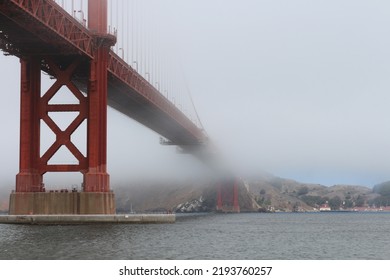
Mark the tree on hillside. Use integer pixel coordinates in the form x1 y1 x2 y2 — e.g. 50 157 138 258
297 186 309 196
369 196 390 207
355 195 365 207
301 195 326 207
343 199 353 209
329 196 342 210
373 181 390 196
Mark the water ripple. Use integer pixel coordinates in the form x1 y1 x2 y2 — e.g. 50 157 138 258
1 212 390 259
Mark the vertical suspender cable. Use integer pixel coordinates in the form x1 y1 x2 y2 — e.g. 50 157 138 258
145 7 152 81
144 2 147 78
131 0 134 67
118 0 126 55
137 1 142 75
116 0 119 53
134 0 138 72
108 0 111 34
139 0 143 76
126 0 129 64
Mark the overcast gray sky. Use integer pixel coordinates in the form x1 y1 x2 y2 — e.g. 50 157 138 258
1 0 390 189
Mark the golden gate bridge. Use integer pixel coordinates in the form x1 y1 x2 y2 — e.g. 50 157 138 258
0 0 239 215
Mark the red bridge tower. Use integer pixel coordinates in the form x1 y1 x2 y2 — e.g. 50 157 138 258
216 179 240 213
9 0 116 215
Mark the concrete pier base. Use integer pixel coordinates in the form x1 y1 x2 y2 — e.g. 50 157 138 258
8 192 115 215
0 214 175 224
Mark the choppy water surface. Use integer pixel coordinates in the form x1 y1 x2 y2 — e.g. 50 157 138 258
0 212 389 259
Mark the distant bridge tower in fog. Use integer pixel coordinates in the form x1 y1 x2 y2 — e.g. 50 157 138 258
216 179 240 213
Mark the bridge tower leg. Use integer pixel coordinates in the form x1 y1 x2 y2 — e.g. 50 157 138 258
15 58 43 193
9 0 116 215
78 0 114 214
216 179 240 213
84 0 110 193
216 184 223 211
232 180 240 212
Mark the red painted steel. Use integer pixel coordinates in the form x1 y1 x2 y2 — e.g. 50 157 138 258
233 180 240 212
216 179 240 213
82 0 111 192
15 58 43 192
85 52 111 191
107 52 204 144
16 56 88 192
216 183 222 210
40 58 88 174
88 0 107 34
13 0 113 193
1 0 94 57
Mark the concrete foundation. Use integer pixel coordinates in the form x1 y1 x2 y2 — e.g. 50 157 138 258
8 192 115 215
0 214 175 225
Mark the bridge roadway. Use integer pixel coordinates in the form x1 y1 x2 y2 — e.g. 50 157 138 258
0 0 208 153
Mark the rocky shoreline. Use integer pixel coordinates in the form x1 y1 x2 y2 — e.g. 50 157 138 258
1 174 389 214
114 175 386 214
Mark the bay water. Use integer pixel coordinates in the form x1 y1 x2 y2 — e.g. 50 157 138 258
0 212 389 260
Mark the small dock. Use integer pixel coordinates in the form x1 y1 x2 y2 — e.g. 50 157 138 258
0 214 175 225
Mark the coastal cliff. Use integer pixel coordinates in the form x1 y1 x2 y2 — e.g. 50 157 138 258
0 174 385 213
114 174 379 213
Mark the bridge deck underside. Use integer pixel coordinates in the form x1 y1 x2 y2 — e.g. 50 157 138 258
0 0 88 57
0 0 207 152
0 9 58 56
107 76 201 147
